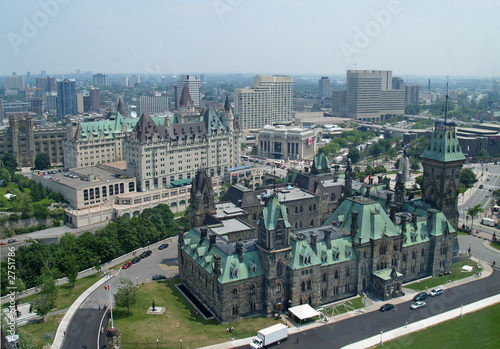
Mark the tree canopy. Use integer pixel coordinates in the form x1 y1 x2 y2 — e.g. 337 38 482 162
34 153 51 170
460 168 477 187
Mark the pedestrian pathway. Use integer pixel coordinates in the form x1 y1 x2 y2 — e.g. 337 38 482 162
199 257 495 349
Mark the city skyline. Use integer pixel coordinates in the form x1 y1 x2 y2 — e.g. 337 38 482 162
1 0 499 78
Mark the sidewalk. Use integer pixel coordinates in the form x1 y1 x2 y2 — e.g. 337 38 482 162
0 237 176 305
199 257 495 349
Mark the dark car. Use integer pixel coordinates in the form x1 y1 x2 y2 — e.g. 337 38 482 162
131 257 141 264
413 291 428 301
158 243 169 250
379 303 395 312
7 239 17 244
140 250 152 258
152 274 166 281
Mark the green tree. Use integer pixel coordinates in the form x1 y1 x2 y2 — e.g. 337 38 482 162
0 167 11 186
114 277 137 314
2 153 18 174
415 175 424 191
460 168 477 188
34 153 51 170
347 147 360 163
467 204 484 231
31 273 57 320
63 255 79 294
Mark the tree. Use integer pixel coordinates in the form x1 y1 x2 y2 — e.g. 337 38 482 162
0 167 11 186
114 278 137 315
467 204 484 231
347 147 360 163
415 175 424 191
2 153 18 174
34 153 51 170
63 255 79 294
31 273 57 320
460 168 477 188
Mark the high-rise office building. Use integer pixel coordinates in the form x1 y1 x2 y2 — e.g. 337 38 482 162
136 95 169 117
392 77 405 90
319 76 331 98
4 75 25 90
120 76 129 87
92 73 109 87
76 93 84 113
56 79 77 116
36 76 56 96
234 75 293 130
331 70 404 121
128 75 140 87
174 75 201 109
405 85 420 104
89 87 101 111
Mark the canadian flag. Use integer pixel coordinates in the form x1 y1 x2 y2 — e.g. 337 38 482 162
306 137 313 146
104 285 110 290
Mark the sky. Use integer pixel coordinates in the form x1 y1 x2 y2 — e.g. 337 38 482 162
0 0 499 78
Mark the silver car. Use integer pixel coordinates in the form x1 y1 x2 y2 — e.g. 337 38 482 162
410 301 426 310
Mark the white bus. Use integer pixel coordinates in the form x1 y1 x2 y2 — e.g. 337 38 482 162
481 217 496 227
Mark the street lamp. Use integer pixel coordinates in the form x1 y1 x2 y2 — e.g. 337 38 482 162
180 339 183 348
380 330 383 345
136 277 139 288
157 339 159 349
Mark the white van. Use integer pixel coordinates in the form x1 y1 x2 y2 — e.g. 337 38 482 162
481 217 496 227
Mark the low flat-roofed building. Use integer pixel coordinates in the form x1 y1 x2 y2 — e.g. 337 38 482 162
258 125 322 160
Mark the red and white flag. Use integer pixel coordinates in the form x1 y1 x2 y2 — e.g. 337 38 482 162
104 285 110 290
306 137 313 146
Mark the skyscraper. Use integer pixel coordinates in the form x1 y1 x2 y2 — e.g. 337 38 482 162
89 87 101 111
92 73 109 87
405 85 420 104
56 79 77 116
234 75 293 130
319 76 331 98
128 75 140 87
331 70 404 122
136 95 169 117
174 75 201 109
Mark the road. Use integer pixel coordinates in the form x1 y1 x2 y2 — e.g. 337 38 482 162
61 240 179 349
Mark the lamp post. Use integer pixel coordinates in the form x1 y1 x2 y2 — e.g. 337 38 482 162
380 330 383 345
180 339 182 348
156 339 159 349
136 277 139 288
148 240 150 251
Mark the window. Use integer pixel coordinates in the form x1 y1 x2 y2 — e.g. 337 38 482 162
109 185 113 196
307 280 312 290
277 261 284 277
421 248 426 257
322 273 327 283
89 188 94 200
301 281 306 292
250 284 256 295
277 282 282 293
334 270 339 279
95 187 100 199
346 267 350 277
102 186 107 197
120 183 124 193
232 288 238 298
129 182 135 192
83 189 88 201
232 305 238 315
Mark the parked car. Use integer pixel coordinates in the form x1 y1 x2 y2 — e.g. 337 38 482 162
379 303 395 312
122 262 132 269
429 287 444 297
7 239 17 244
0 242 5 245
410 301 426 310
140 251 152 258
152 274 166 281
131 257 141 264
413 291 428 301
158 243 169 250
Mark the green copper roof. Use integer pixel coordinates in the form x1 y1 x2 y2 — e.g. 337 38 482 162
312 152 331 172
373 268 403 281
420 122 466 162
77 112 176 142
181 229 264 284
323 197 399 244
262 194 291 231
289 235 355 270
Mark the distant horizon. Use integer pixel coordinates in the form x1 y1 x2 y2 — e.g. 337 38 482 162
2 1 498 79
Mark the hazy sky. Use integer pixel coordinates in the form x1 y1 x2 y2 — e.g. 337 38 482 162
1 0 498 78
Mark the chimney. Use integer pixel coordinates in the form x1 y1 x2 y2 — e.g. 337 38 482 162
209 233 216 249
310 233 317 252
200 226 208 241
324 229 331 249
235 241 244 262
401 215 407 234
213 254 221 277
390 205 396 223
427 210 433 232
350 211 359 237
178 226 184 245
411 212 418 225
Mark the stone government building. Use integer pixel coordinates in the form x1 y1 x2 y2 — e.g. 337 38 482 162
178 120 465 323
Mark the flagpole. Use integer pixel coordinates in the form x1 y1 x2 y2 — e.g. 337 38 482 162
109 284 114 328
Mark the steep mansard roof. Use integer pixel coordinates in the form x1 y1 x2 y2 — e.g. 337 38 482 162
180 84 194 107
192 169 214 196
261 194 291 231
420 121 466 162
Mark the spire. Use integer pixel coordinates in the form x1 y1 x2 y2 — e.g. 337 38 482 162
444 76 449 123
73 123 82 142
179 84 193 107
132 113 157 142
224 95 231 112
117 98 126 115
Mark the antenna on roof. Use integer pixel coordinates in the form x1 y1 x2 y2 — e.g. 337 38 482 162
444 75 449 123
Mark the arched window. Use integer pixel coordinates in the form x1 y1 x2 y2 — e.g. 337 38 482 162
232 288 238 298
250 284 256 295
307 280 312 290
300 206 303 213
277 282 282 293
421 248 426 257
295 207 298 213
253 213 257 220
309 204 312 211
295 222 298 229
403 253 407 262
392 255 397 267
313 204 317 210
379 243 387 255
277 261 284 278
412 250 416 259
301 281 306 291
346 267 350 277
322 273 327 283
310 219 314 226
334 270 339 279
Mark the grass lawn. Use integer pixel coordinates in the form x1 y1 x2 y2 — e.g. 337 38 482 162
490 241 500 250
377 303 500 349
113 279 280 349
405 259 478 291
18 273 101 311
19 313 64 349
